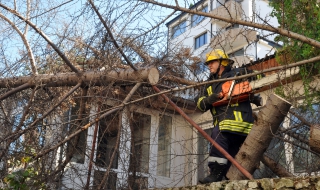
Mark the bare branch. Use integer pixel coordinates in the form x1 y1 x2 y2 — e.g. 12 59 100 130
88 0 138 71
0 3 81 74
0 83 33 101
0 13 37 74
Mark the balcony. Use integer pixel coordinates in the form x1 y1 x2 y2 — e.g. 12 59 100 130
210 0 243 25
230 55 253 67
210 27 257 52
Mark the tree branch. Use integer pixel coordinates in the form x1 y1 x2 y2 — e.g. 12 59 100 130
0 13 37 74
88 0 138 71
261 154 295 177
0 3 81 74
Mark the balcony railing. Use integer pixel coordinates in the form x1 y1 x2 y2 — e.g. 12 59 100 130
210 0 243 24
210 27 257 52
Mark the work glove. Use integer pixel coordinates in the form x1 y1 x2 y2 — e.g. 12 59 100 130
204 94 220 105
197 94 220 111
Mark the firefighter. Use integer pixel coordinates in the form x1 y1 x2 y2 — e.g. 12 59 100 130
196 49 258 184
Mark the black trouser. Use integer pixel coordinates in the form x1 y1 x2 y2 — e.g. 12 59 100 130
208 125 247 172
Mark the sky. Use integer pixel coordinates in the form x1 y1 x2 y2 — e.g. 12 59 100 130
0 0 192 75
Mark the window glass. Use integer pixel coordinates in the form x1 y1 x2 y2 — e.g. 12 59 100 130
197 128 211 181
195 62 207 75
128 176 148 189
93 170 117 190
96 107 119 169
225 24 240 31
229 48 244 58
290 105 320 173
157 115 172 177
195 33 207 49
129 112 151 173
172 20 186 39
253 138 286 178
192 6 208 27
66 104 88 164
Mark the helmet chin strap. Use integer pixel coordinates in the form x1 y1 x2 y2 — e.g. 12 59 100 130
216 60 222 77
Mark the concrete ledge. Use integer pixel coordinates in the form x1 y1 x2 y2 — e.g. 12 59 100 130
154 176 320 190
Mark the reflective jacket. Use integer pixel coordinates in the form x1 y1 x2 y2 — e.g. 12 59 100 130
196 67 262 135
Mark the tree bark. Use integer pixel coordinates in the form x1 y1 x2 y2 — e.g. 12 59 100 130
0 67 159 88
261 154 294 177
226 93 292 180
309 124 320 154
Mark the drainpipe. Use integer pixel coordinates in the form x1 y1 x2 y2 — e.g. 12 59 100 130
256 35 258 61
152 85 253 180
84 104 100 189
166 26 169 56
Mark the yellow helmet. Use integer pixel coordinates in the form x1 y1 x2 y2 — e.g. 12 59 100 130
204 49 234 66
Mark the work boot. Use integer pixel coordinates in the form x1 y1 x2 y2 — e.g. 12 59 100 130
198 162 227 184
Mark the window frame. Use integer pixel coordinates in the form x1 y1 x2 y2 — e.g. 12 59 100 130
289 105 320 173
95 107 120 169
191 5 208 27
171 20 187 39
129 112 151 174
66 105 88 164
157 114 172 177
194 32 208 49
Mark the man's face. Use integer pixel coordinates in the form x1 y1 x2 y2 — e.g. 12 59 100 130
206 60 220 74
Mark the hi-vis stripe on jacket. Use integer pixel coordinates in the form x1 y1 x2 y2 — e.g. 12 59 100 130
196 67 258 135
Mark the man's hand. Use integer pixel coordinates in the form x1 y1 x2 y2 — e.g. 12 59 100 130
197 93 220 111
204 93 220 104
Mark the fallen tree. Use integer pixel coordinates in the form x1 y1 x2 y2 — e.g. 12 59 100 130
227 94 292 180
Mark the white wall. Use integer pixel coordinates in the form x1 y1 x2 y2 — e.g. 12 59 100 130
168 17 211 56
167 0 279 61
58 103 194 189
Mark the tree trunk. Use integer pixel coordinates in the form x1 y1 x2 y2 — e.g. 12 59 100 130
226 93 292 180
0 67 159 88
309 124 320 154
261 154 294 177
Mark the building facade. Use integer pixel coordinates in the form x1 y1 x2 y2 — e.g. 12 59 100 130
166 0 280 79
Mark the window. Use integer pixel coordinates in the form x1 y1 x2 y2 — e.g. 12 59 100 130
157 115 172 177
253 138 286 178
93 170 117 190
226 24 240 31
66 105 88 164
197 128 211 181
129 112 151 173
95 108 119 169
229 48 244 58
191 6 208 27
171 20 186 39
195 33 207 49
195 62 207 75
128 176 148 190
290 105 320 173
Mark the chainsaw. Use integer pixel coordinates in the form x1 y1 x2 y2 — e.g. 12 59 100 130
212 67 300 107
213 80 262 107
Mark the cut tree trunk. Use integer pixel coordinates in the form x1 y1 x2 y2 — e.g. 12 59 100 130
0 67 159 88
309 124 320 154
226 93 292 180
